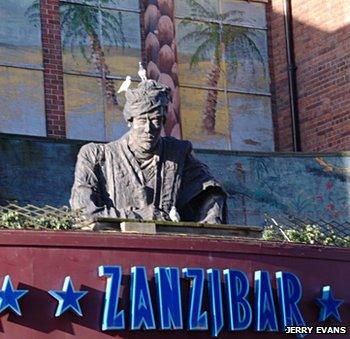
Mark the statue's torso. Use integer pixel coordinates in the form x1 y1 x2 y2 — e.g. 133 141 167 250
98 136 191 219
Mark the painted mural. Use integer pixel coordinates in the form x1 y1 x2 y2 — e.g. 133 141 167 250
174 0 273 151
59 0 142 141
0 0 274 151
0 136 349 227
143 0 182 138
0 0 46 136
196 151 350 226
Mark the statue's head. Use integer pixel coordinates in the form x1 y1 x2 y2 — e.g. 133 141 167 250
123 80 171 152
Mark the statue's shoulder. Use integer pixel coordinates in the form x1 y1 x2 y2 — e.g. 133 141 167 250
77 142 106 163
162 136 192 154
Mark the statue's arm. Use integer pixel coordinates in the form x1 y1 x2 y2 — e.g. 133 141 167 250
196 190 226 224
70 144 116 216
180 148 227 224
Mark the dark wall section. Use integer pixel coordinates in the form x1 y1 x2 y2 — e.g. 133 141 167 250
0 134 82 207
1 134 349 226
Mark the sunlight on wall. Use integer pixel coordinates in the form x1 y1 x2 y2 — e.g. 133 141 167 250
272 0 350 33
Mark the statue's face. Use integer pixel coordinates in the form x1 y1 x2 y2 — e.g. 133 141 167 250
129 108 164 152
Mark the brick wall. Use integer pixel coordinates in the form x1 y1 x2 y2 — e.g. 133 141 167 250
40 0 66 138
267 0 293 151
268 0 350 152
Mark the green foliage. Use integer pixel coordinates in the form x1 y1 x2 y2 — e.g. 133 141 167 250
0 211 76 231
35 215 75 230
1 211 27 229
263 224 350 247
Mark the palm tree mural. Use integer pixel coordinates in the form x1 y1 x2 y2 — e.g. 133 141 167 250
26 0 128 107
179 0 266 133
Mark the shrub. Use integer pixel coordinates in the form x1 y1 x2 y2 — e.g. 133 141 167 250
0 211 76 230
263 223 350 247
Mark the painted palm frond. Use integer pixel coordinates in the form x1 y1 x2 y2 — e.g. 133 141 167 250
223 26 266 82
184 0 217 19
179 0 267 132
26 0 127 106
25 0 40 28
60 3 127 61
189 38 215 68
101 11 127 48
221 10 245 22
179 24 211 45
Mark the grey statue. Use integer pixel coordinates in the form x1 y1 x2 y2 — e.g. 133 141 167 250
70 79 227 223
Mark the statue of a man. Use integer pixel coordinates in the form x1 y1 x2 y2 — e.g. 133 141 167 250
70 80 226 223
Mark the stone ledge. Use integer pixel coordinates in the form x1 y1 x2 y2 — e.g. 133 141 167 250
84 217 262 238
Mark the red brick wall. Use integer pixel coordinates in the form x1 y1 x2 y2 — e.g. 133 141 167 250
40 0 66 138
267 0 293 151
268 0 350 152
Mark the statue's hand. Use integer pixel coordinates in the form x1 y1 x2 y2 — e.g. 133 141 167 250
128 205 154 221
198 194 225 224
200 202 222 224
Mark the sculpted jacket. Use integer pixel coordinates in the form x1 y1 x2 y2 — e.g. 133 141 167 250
70 135 226 223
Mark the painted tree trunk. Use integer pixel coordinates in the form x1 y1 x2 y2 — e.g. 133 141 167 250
143 0 181 138
203 58 221 133
90 33 118 106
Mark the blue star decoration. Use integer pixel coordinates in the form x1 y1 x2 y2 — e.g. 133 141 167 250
0 275 28 316
49 276 88 317
316 285 344 322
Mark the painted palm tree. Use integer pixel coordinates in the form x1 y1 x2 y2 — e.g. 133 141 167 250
179 0 266 133
26 0 128 106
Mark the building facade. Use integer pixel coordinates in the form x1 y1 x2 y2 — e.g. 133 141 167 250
269 0 350 152
1 0 348 152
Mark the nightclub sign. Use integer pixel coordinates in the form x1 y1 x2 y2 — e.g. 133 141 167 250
0 266 346 337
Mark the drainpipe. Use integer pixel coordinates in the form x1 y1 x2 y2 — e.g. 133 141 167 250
283 0 301 151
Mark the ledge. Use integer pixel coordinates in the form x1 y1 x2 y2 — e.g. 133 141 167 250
87 217 262 238
0 229 348 262
1 133 349 157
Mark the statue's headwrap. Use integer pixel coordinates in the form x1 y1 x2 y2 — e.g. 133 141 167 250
123 80 171 122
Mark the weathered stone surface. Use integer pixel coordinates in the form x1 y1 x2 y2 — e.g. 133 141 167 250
157 15 174 46
120 221 156 234
145 32 160 64
158 44 175 74
70 80 226 224
144 4 161 34
89 218 263 237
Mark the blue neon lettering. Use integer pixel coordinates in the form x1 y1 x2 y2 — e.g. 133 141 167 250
224 269 252 331
207 269 224 337
98 265 125 330
276 271 306 332
254 271 278 331
154 267 183 330
183 268 208 330
130 266 156 330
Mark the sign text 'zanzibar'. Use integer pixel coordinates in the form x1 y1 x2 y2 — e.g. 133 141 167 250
0 266 345 337
97 266 344 336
